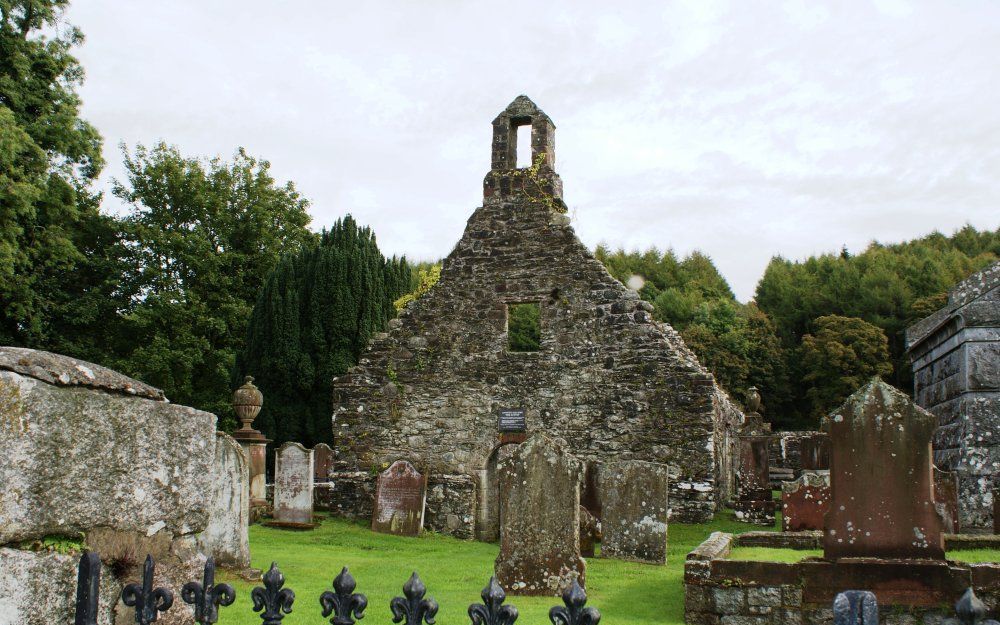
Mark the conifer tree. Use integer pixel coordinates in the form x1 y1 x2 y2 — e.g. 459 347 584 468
236 216 410 448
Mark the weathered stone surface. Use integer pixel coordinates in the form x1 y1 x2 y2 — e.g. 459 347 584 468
0 549 121 625
832 591 878 625
273 442 314 525
0 368 216 543
822 378 945 559
313 443 334 482
932 467 961 534
424 474 477 539
782 472 830 532
196 433 250 568
495 434 584 595
600 460 669 564
331 96 744 528
372 460 427 536
0 346 164 400
907 260 1000 530
735 436 775 526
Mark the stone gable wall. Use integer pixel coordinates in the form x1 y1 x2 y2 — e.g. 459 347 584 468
331 131 743 524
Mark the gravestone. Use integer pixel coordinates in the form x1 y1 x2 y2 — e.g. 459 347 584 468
196 432 251 568
782 471 830 532
933 467 961 534
599 460 669 564
372 460 427 536
313 443 334 483
273 442 315 526
579 506 599 558
823 378 945 559
495 434 585 596
734 436 775 526
800 434 831 471
995 484 999 534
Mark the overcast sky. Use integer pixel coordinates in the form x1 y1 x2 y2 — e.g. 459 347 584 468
65 1 1000 301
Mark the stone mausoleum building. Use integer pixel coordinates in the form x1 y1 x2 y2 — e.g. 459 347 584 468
906 260 1000 530
331 96 744 538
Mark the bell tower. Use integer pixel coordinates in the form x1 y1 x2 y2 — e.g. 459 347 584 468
483 95 564 203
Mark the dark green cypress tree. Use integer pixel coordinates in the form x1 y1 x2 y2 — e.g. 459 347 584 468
235 216 409 448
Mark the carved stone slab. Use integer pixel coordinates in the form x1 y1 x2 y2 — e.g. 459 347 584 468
273 442 314 526
196 433 250 567
372 460 427 536
782 471 830 532
734 436 775 525
495 434 585 595
313 443 334 483
933 467 961 534
599 460 669 564
822 378 944 559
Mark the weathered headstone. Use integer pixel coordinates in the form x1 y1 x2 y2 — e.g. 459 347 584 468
782 471 830 532
372 460 427 536
800 433 831 471
313 443 334 483
933 467 961 534
495 434 585 595
823 378 945 559
734 435 775 526
272 442 315 526
995 484 999 534
599 460 669 564
196 432 251 568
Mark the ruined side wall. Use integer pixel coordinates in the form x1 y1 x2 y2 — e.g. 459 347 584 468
332 193 742 523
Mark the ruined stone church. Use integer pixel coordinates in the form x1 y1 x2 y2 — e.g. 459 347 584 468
331 96 744 537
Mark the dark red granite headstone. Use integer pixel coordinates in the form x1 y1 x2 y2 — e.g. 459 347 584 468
800 434 831 471
371 460 427 536
932 467 961 534
782 472 830 531
823 379 944 559
313 443 334 483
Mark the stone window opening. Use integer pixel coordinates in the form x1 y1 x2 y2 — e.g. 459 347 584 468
514 120 533 169
506 302 541 352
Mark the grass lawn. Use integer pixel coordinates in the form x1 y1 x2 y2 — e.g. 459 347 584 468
217 510 772 625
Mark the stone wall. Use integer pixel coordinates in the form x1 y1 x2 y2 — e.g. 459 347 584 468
684 532 999 625
315 470 477 538
331 96 743 527
768 431 818 471
0 347 224 625
906 261 1000 530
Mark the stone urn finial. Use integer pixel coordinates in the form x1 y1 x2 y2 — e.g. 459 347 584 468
233 375 263 430
746 386 762 415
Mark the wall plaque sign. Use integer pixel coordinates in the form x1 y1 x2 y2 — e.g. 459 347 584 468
498 408 527 432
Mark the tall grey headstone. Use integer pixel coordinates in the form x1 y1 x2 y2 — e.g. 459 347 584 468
600 461 669 564
273 442 314 526
196 432 250 567
494 434 585 596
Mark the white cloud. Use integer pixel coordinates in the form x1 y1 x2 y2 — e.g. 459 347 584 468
66 0 1000 300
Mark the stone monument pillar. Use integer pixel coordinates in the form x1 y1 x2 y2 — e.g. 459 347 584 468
734 388 775 526
230 376 270 521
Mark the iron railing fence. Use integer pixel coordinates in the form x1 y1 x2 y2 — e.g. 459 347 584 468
71 552 996 625
72 552 601 625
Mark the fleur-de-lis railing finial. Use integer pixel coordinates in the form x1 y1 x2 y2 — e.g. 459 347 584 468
549 579 600 625
943 589 1000 625
468 576 518 625
252 562 295 625
390 572 439 625
320 567 368 625
181 557 236 624
74 552 101 625
122 555 174 625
